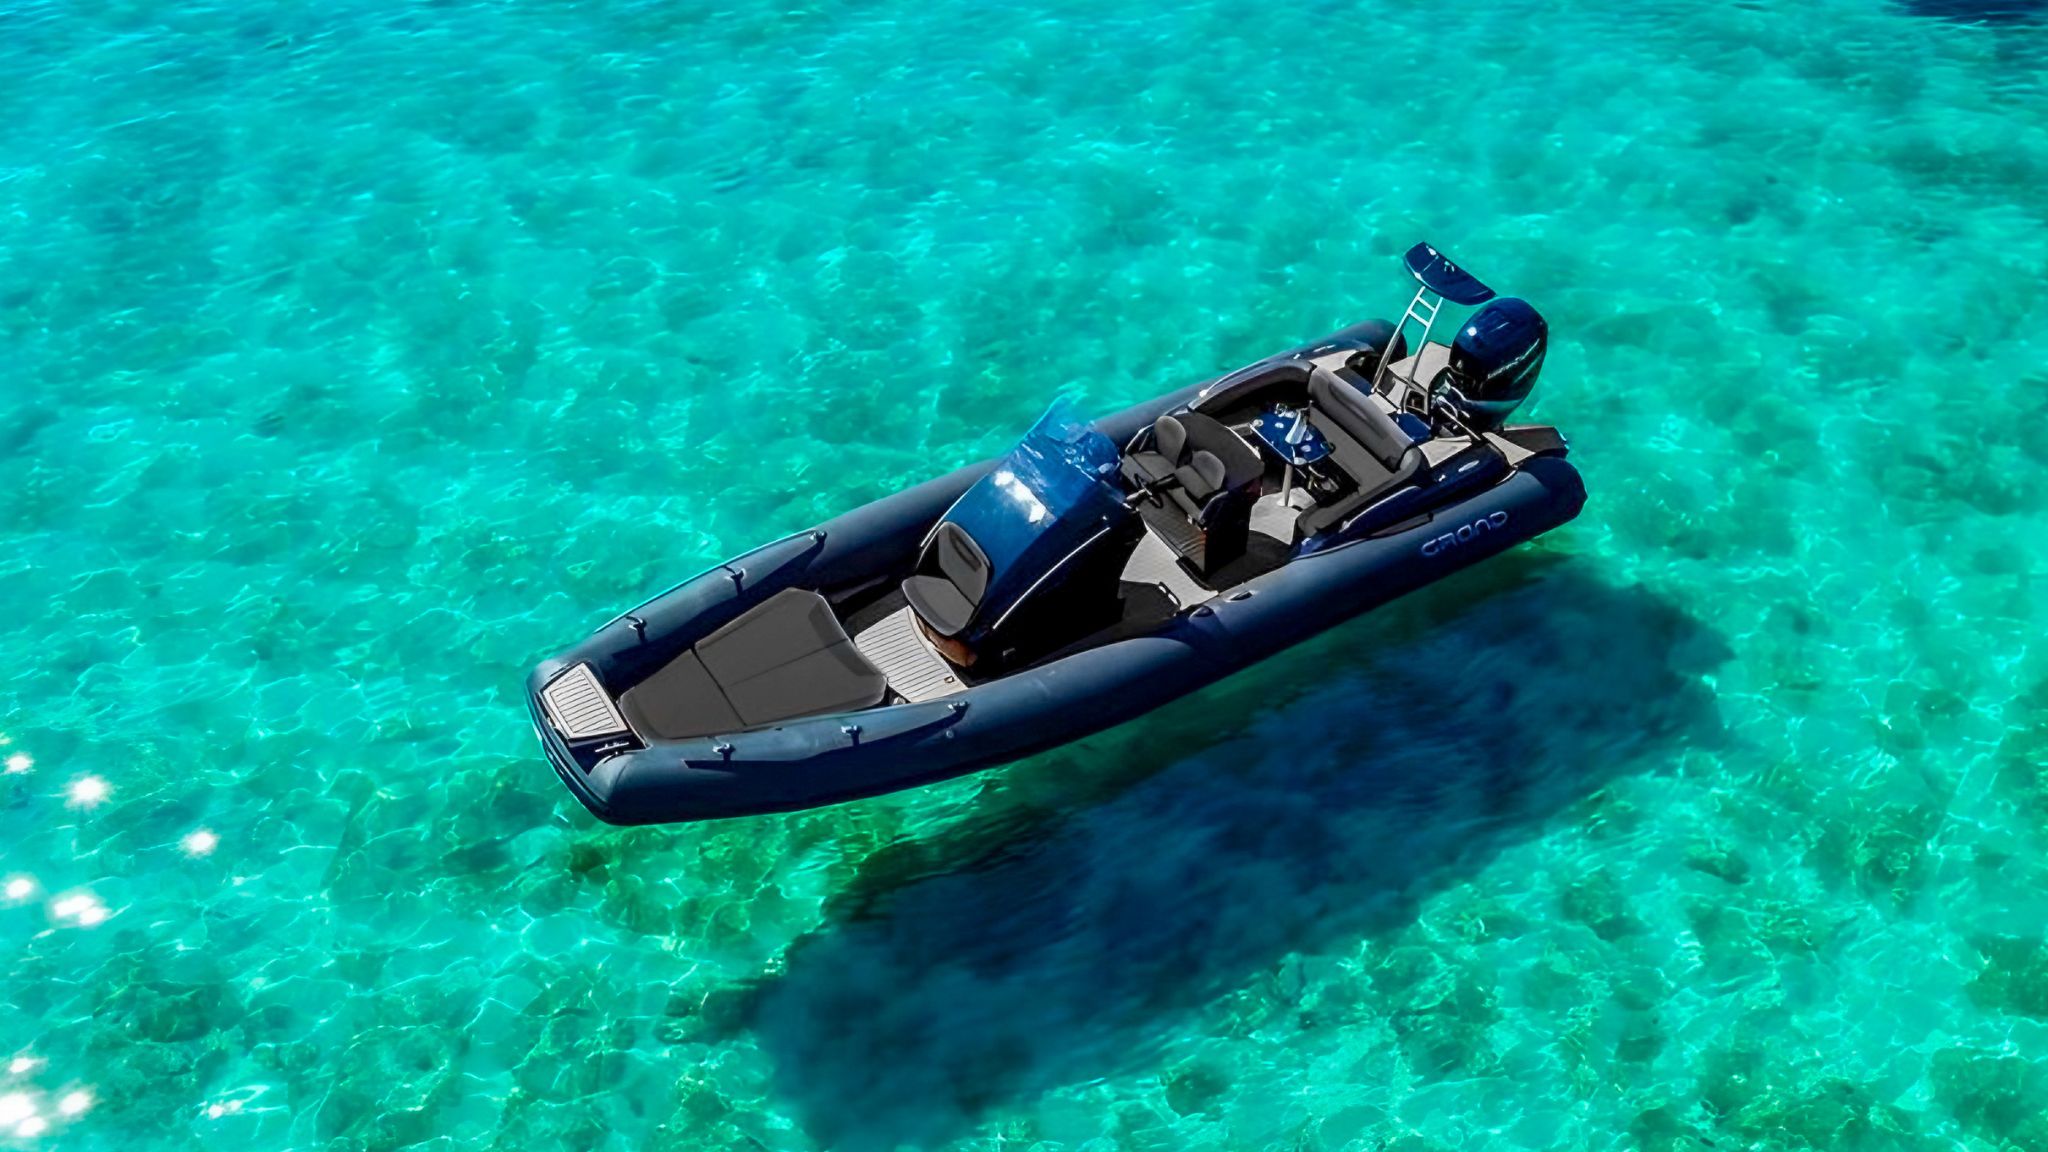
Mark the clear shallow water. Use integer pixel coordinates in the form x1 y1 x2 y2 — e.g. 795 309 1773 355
1 0 2046 1148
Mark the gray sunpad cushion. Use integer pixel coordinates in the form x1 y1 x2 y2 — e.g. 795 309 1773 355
619 651 743 740
723 641 887 726
1310 411 1395 490
622 588 887 740
1309 367 1411 470
698 588 847 684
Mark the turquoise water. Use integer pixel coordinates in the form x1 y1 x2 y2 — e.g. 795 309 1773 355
3 0 2047 1147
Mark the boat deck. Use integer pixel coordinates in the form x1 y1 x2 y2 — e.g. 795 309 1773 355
853 605 967 702
1121 524 1214 609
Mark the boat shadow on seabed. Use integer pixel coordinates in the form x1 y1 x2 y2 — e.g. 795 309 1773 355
741 552 1730 1150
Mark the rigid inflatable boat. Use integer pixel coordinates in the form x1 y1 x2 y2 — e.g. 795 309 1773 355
528 243 1585 824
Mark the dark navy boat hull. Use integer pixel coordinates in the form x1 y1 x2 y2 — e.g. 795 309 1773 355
528 333 1586 825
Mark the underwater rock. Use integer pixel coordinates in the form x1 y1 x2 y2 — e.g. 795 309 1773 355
1682 843 1752 885
1559 871 1645 942
1966 936 2048 1020
1159 1059 1229 1117
1931 1047 2048 1148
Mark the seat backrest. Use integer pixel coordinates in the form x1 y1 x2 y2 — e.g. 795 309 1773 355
1309 366 1414 471
1153 414 1190 464
928 521 990 604
1176 410 1262 491
1185 449 1228 494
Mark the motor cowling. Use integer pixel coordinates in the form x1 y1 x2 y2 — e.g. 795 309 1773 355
1436 297 1546 433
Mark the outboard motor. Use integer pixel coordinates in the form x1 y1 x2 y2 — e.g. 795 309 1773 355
1435 297 1547 434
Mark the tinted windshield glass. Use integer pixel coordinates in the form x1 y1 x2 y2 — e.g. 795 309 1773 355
995 397 1121 521
935 398 1127 640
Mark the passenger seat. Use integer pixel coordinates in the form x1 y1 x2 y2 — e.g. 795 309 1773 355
902 521 991 638
1123 411 1262 574
1299 367 1427 537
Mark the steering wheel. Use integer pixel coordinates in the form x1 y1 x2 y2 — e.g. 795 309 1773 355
1122 472 1183 508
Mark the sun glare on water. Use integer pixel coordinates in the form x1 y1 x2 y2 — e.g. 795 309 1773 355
49 894 108 929
64 776 108 809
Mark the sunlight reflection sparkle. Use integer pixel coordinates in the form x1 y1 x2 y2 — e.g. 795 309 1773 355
65 776 108 808
50 893 108 928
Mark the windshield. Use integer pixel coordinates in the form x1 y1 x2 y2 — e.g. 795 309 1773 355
992 397 1121 523
932 398 1128 643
